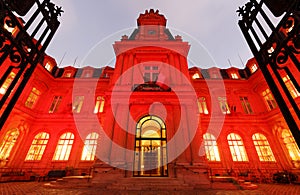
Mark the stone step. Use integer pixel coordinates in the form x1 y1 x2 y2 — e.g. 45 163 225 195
106 177 194 191
240 181 258 190
107 183 193 191
44 175 93 188
116 177 184 184
60 175 92 183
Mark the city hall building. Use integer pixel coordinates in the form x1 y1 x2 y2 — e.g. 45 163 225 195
0 9 300 184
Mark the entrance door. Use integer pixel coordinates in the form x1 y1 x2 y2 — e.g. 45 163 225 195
134 116 168 177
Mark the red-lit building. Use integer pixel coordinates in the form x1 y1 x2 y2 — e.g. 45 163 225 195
0 9 300 183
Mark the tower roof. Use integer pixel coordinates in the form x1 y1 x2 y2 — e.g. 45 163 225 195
137 9 167 26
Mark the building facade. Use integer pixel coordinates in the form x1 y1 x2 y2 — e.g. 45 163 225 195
0 9 300 183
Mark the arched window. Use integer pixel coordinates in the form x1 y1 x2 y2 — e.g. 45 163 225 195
252 133 276 162
25 132 49 161
0 129 19 161
227 133 248 162
52 132 74 161
81 132 99 161
282 129 300 162
203 133 220 161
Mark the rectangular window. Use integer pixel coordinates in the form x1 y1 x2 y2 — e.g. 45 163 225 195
49 96 62 113
218 97 230 114
250 64 258 73
94 96 105 113
72 96 84 113
282 75 300 99
197 97 209 114
0 72 16 95
143 65 159 82
262 89 277 110
240 96 253 114
25 87 41 109
143 73 150 82
45 63 53 72
152 73 159 82
231 73 239 79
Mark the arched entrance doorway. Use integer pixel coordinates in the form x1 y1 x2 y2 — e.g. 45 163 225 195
133 115 168 177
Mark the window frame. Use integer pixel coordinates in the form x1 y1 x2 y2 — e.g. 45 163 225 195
282 75 300 99
0 129 19 161
49 96 62 113
282 129 300 162
239 96 253 114
24 87 41 109
227 133 248 162
52 132 74 161
203 133 221 161
0 72 16 95
25 132 49 161
94 96 105 114
197 97 209 114
262 89 277 111
72 96 84 113
218 97 231 114
81 132 99 161
143 65 159 82
252 133 276 162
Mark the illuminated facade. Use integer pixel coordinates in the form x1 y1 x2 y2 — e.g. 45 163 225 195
0 9 300 183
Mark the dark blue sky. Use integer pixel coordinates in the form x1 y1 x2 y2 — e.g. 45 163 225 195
49 0 252 69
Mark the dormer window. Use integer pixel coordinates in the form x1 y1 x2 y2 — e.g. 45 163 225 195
231 73 239 79
45 62 53 72
192 73 200 80
250 64 258 73
63 71 72 78
211 71 219 79
82 70 93 78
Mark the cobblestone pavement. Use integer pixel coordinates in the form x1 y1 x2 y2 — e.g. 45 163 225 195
0 182 300 195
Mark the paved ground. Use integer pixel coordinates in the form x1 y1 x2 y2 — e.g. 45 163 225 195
0 182 300 195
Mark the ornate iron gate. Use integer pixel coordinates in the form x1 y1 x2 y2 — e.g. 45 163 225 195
0 0 62 129
237 0 300 146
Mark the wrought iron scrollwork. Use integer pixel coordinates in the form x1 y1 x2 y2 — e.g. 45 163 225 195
238 0 300 149
44 0 63 19
281 16 295 35
0 33 8 50
4 17 16 31
9 48 22 64
275 48 289 67
237 0 257 26
0 0 62 129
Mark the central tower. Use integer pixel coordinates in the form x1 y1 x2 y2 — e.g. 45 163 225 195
94 9 205 184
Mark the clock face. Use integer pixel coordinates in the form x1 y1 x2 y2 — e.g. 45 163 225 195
148 30 156 35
